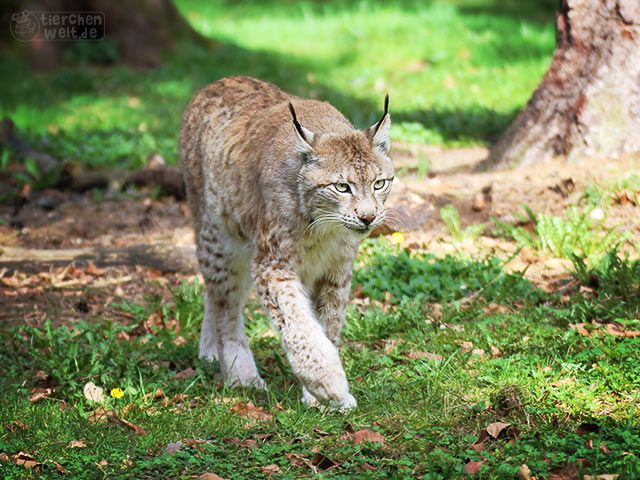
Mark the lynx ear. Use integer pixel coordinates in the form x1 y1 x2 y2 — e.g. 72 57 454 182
366 94 391 155
288 102 316 155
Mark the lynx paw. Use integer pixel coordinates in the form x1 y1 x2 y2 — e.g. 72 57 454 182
227 373 267 391
328 393 357 412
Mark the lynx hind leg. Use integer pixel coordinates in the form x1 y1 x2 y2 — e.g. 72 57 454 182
197 227 265 389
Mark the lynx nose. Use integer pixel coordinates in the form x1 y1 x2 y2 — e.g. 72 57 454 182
359 214 375 226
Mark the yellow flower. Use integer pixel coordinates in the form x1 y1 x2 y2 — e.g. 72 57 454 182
110 388 124 399
390 231 405 244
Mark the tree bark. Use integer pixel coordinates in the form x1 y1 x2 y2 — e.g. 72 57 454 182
487 0 640 168
1 0 207 69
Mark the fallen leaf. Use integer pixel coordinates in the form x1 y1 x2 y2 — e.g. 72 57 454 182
86 263 106 277
518 464 534 480
29 387 52 403
285 452 312 469
34 370 50 382
464 460 484 474
174 367 196 380
352 429 385 445
490 346 502 358
361 462 377 471
5 420 28 432
484 303 509 314
230 401 272 421
460 341 473 353
404 351 443 361
114 417 147 436
52 461 66 474
486 421 510 439
69 440 86 448
605 323 640 337
312 452 338 471
583 475 619 480
83 382 104 403
569 323 591 337
471 348 485 357
198 474 226 480
13 452 41 469
599 442 611 454
549 462 577 480
260 464 281 475
470 441 485 453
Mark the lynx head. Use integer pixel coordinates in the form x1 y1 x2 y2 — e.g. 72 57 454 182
290 96 394 236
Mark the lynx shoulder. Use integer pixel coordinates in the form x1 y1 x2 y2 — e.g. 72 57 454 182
179 76 393 409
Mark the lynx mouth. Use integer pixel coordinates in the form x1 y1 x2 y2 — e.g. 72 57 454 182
345 224 371 234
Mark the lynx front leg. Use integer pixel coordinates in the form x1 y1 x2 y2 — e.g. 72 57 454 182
253 263 356 410
314 270 353 346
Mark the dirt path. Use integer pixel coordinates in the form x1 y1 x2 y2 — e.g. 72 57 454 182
1 147 638 327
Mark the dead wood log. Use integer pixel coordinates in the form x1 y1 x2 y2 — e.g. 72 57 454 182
0 243 197 273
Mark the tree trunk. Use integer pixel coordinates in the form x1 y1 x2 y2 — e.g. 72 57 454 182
1 0 207 69
487 0 640 168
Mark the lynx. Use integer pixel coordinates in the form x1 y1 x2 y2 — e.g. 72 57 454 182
179 76 393 409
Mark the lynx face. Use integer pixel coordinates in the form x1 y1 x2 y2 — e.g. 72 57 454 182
293 103 394 235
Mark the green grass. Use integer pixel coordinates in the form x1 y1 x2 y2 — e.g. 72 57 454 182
2 238 639 479
0 0 554 172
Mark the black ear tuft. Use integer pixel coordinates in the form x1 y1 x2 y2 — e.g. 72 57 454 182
288 101 310 143
371 94 390 138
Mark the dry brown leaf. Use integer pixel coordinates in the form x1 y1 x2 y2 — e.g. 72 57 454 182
569 323 591 337
29 387 52 403
352 429 385 445
460 341 474 352
114 417 147 436
5 420 28 432
69 440 87 448
518 464 535 480
470 441 485 453
13 452 41 469
260 464 281 475
86 263 106 277
490 346 502 358
198 474 226 480
361 462 378 471
404 351 444 361
599 442 611 454
583 475 619 480
549 462 578 480
34 370 50 382
605 323 640 338
464 460 484 475
486 421 510 439
311 452 338 471
230 401 272 421
174 367 196 380
484 303 509 314
83 382 104 403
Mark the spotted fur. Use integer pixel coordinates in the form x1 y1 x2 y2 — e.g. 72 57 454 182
179 76 393 409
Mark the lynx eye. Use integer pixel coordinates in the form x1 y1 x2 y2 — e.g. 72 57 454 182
334 182 351 194
373 179 387 190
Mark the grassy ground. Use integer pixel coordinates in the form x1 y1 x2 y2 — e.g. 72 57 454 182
2 236 639 478
0 0 554 172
